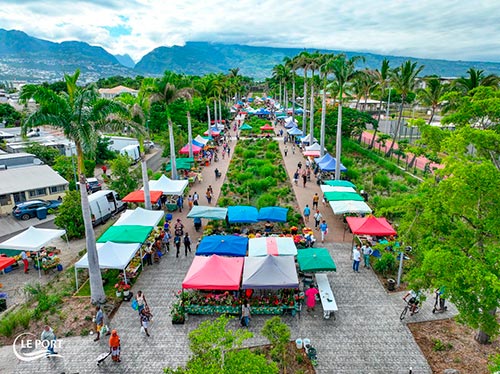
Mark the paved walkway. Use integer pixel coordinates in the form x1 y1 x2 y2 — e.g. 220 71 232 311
1 120 458 373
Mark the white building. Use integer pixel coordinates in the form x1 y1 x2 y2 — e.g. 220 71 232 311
98 85 138 99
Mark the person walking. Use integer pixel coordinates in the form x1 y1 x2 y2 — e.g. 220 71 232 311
293 170 299 185
135 290 148 313
319 220 328 243
109 330 121 362
303 205 311 223
305 284 319 312
240 300 251 327
21 250 29 273
353 245 361 273
41 325 57 355
183 233 191 256
284 146 288 157
362 242 373 268
140 307 152 337
174 234 182 258
162 230 170 253
193 191 199 206
313 210 322 230
302 170 307 187
187 195 194 209
206 188 212 204
176 195 184 212
94 305 104 341
312 193 319 210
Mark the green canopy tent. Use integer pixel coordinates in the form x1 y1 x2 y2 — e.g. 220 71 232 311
239 123 253 130
97 225 153 244
166 158 194 172
323 180 356 188
323 191 364 202
297 248 336 273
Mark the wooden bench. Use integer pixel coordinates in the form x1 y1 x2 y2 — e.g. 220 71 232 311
315 273 338 320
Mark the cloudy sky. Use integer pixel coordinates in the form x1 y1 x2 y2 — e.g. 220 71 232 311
1 0 499 63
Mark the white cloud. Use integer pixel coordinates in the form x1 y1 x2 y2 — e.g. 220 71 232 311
0 0 498 62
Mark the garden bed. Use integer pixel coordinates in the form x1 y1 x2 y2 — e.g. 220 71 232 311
250 341 316 374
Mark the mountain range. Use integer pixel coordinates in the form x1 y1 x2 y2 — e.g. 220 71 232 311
1 28 500 83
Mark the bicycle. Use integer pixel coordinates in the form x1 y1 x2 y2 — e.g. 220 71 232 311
400 299 420 320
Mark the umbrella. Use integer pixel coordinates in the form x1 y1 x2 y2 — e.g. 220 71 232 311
297 248 336 272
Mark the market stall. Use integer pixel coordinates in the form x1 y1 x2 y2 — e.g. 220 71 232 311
248 237 297 257
323 180 356 188
147 175 189 196
74 242 141 289
122 190 163 204
97 225 153 244
329 200 372 215
114 208 164 227
187 206 228 220
257 207 288 223
0 256 16 273
227 206 259 224
320 185 356 194
0 226 66 277
323 191 364 202
296 248 337 273
195 235 248 257
182 255 244 290
346 216 397 237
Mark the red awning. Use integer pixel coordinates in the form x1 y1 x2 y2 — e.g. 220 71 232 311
122 190 163 203
260 124 274 131
346 216 397 236
0 256 16 271
179 144 202 154
303 150 321 157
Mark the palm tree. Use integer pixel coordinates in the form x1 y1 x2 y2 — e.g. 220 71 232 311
297 51 312 134
308 51 321 141
20 70 131 304
319 53 336 156
387 60 424 156
331 54 364 180
370 59 391 148
284 56 301 122
272 64 286 106
418 76 449 124
454 68 499 94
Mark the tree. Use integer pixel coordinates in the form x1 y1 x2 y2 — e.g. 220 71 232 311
387 60 424 156
401 127 500 344
331 54 364 179
20 69 130 304
418 76 449 124
261 316 291 372
109 154 140 198
52 155 78 190
0 103 21 126
95 137 117 165
297 51 312 134
322 106 377 139
53 191 84 239
370 58 390 149
24 142 60 165
454 68 499 94
319 53 336 156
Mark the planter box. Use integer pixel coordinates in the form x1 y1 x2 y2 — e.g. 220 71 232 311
250 306 284 315
185 305 240 315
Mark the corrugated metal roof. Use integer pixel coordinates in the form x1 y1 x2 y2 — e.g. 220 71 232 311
0 165 69 195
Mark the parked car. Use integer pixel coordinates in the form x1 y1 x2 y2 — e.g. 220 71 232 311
12 199 62 220
144 140 155 149
86 177 102 193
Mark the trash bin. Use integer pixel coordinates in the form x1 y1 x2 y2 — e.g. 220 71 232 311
0 298 7 312
295 339 303 349
387 278 396 291
36 207 47 220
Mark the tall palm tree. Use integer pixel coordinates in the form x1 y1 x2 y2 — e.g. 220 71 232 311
284 56 301 122
418 76 449 124
20 70 131 304
308 51 321 140
297 51 312 134
370 59 391 148
272 64 286 105
454 68 499 94
331 54 364 179
319 53 336 156
387 60 424 156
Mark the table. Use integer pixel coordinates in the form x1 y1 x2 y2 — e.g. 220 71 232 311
315 273 338 320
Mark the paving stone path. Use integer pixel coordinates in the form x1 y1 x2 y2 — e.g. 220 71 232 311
1 119 457 373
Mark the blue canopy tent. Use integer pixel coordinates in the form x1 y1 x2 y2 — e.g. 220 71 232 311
255 108 271 115
227 206 259 223
192 139 204 147
287 127 303 136
195 235 248 257
284 121 299 129
258 207 288 222
316 153 333 164
318 158 347 172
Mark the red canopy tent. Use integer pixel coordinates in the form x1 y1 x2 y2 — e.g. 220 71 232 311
0 256 16 271
260 124 274 131
303 150 320 157
203 130 220 136
179 144 202 154
122 190 163 203
345 216 397 236
182 254 244 290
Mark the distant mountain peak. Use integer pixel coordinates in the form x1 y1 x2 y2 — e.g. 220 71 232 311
114 53 135 68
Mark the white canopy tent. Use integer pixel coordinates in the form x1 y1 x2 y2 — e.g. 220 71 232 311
74 242 141 289
300 134 318 144
115 208 164 227
147 175 188 196
0 226 67 277
194 135 209 145
305 142 323 152
320 185 356 194
329 200 372 215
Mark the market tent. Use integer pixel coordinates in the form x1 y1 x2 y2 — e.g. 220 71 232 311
182 255 244 290
97 225 152 244
305 142 322 152
0 257 16 271
248 237 297 257
74 242 141 289
324 191 363 202
0 227 66 252
166 158 193 171
284 121 298 129
194 135 209 145
318 158 347 172
346 216 397 236
114 208 164 227
195 235 248 257
227 206 258 223
258 207 288 222
315 153 332 164
148 175 189 196
260 124 274 131
239 123 253 130
179 143 202 154
122 190 163 203
300 134 317 144
323 180 356 188
303 150 320 157
297 248 337 272
187 205 228 220
192 139 204 147
204 129 220 136
329 200 372 215
287 127 303 136
242 256 299 289
320 185 356 194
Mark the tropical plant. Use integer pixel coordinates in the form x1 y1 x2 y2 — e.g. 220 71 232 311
370 58 390 148
53 190 84 239
20 69 131 304
319 53 336 156
418 76 449 124
454 67 499 94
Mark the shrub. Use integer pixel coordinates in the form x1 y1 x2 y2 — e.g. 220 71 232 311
373 171 391 189
432 338 453 352
243 150 257 159
373 253 396 277
257 194 277 209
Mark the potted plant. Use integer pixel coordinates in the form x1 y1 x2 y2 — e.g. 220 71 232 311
122 283 131 297
171 301 186 324
114 283 123 298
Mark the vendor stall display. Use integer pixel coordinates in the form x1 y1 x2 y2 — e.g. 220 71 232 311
97 225 153 244
182 255 244 290
248 237 297 257
346 216 397 236
0 256 16 272
323 191 364 202
115 208 164 227
227 206 258 224
242 255 299 289
195 235 248 257
187 206 228 220
329 200 372 215
147 175 189 196
257 207 288 223
122 190 163 204
297 248 337 273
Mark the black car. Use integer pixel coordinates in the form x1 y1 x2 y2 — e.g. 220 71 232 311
86 178 102 193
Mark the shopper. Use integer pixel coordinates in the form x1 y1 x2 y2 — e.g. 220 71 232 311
183 233 192 256
109 330 121 362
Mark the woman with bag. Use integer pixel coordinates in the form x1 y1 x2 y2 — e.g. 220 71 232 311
109 330 121 362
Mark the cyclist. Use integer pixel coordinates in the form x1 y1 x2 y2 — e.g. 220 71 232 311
403 290 421 315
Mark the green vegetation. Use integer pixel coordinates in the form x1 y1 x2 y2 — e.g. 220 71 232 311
24 142 60 165
75 269 123 298
54 190 84 239
109 154 141 197
261 316 291 371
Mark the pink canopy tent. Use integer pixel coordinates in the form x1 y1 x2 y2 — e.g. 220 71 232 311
345 215 397 236
260 124 275 131
179 144 202 154
203 130 220 136
303 150 321 157
182 254 244 290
